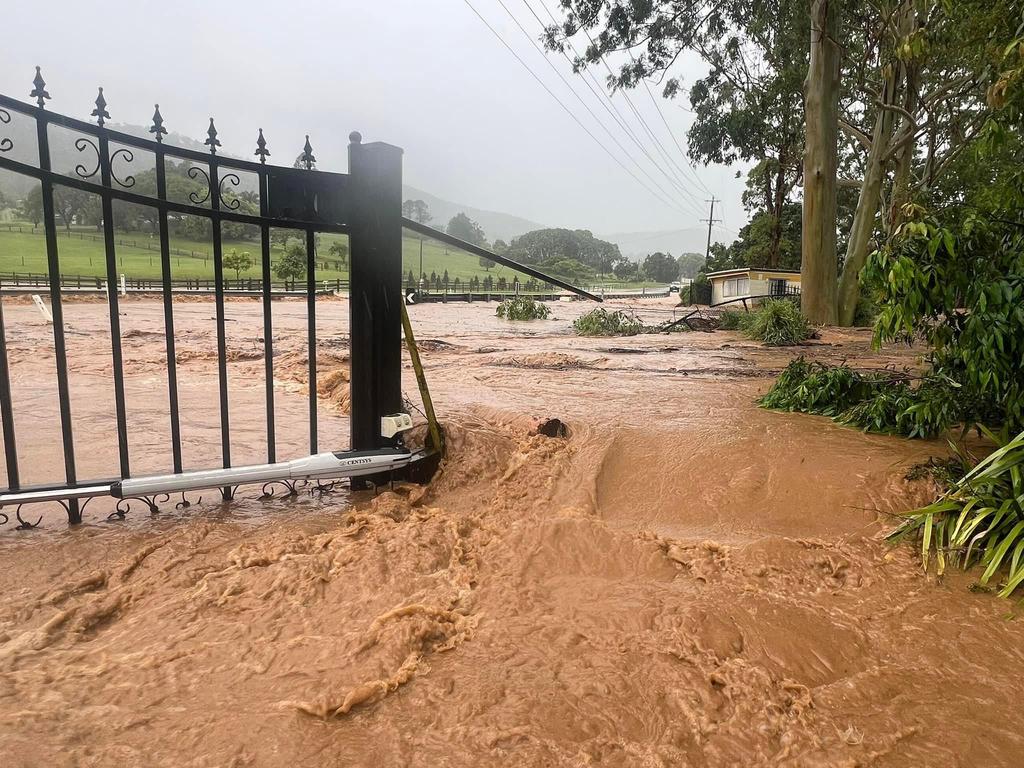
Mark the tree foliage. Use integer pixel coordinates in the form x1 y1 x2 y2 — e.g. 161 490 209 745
508 228 621 275
402 199 432 224
223 250 254 279
273 240 307 282
676 252 705 279
327 240 349 267
641 251 679 282
446 212 487 247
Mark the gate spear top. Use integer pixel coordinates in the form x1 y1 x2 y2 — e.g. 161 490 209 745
31 66 50 108
150 104 168 143
255 128 270 163
300 135 315 170
205 118 221 154
92 87 110 127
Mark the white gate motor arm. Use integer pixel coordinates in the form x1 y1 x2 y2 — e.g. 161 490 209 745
111 414 419 499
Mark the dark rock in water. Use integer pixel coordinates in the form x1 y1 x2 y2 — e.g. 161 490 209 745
534 418 569 438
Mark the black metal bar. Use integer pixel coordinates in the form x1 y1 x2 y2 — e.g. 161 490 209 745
0 155 352 234
156 148 183 473
400 217 602 302
36 119 80 523
0 94 274 176
97 134 131 478
259 175 276 464
347 134 404 488
306 228 318 454
0 297 19 490
209 161 232 492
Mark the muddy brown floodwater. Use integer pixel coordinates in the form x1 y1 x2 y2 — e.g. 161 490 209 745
2 295 1023 767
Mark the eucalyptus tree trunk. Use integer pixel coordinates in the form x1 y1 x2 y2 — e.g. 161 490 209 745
836 1 915 326
887 60 921 232
836 66 900 325
768 149 788 268
801 0 842 325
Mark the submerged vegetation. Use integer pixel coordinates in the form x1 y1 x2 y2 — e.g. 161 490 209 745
891 429 1024 597
716 301 813 345
737 299 813 346
495 296 551 321
759 358 967 439
717 310 743 330
573 308 645 336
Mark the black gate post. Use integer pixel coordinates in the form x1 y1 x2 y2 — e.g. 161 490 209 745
347 131 404 487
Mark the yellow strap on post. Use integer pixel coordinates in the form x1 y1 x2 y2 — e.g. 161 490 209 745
400 301 444 456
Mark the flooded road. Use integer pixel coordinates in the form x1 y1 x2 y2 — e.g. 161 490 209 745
1 296 1022 766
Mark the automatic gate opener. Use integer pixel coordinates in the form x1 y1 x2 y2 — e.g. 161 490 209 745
111 445 422 498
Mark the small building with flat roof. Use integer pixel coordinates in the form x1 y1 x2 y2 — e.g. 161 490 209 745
706 267 801 307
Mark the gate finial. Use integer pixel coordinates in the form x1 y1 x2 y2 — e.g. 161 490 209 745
255 128 270 163
301 135 316 170
92 87 110 127
150 104 168 143
205 118 221 155
31 66 50 109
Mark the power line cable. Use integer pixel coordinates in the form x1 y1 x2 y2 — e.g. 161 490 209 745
460 0 698 218
522 0 704 212
490 0 705 219
569 18 712 211
635 68 713 195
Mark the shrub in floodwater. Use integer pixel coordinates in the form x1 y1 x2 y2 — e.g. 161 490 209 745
717 309 744 330
890 428 1024 596
738 299 812 346
758 358 881 417
759 357 967 439
837 377 965 439
495 296 550 321
573 308 645 336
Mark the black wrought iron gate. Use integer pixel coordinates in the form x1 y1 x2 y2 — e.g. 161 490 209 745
0 68 420 524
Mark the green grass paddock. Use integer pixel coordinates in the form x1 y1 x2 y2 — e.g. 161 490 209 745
0 223 658 289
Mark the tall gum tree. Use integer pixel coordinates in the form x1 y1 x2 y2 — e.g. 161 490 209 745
548 0 1010 325
801 0 841 324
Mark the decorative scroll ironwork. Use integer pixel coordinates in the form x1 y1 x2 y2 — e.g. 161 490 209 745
15 506 43 529
258 479 304 500
74 136 101 179
110 147 136 188
187 165 212 204
300 135 316 170
255 128 269 163
218 172 241 210
92 87 110 127
0 109 11 153
312 479 342 497
149 104 167 143
30 66 50 108
2 497 95 527
205 118 221 154
175 491 199 510
112 492 170 518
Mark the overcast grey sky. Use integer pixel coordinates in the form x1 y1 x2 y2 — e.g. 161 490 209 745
1 0 747 243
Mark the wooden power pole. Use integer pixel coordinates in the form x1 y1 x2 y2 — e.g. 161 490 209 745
701 197 721 260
